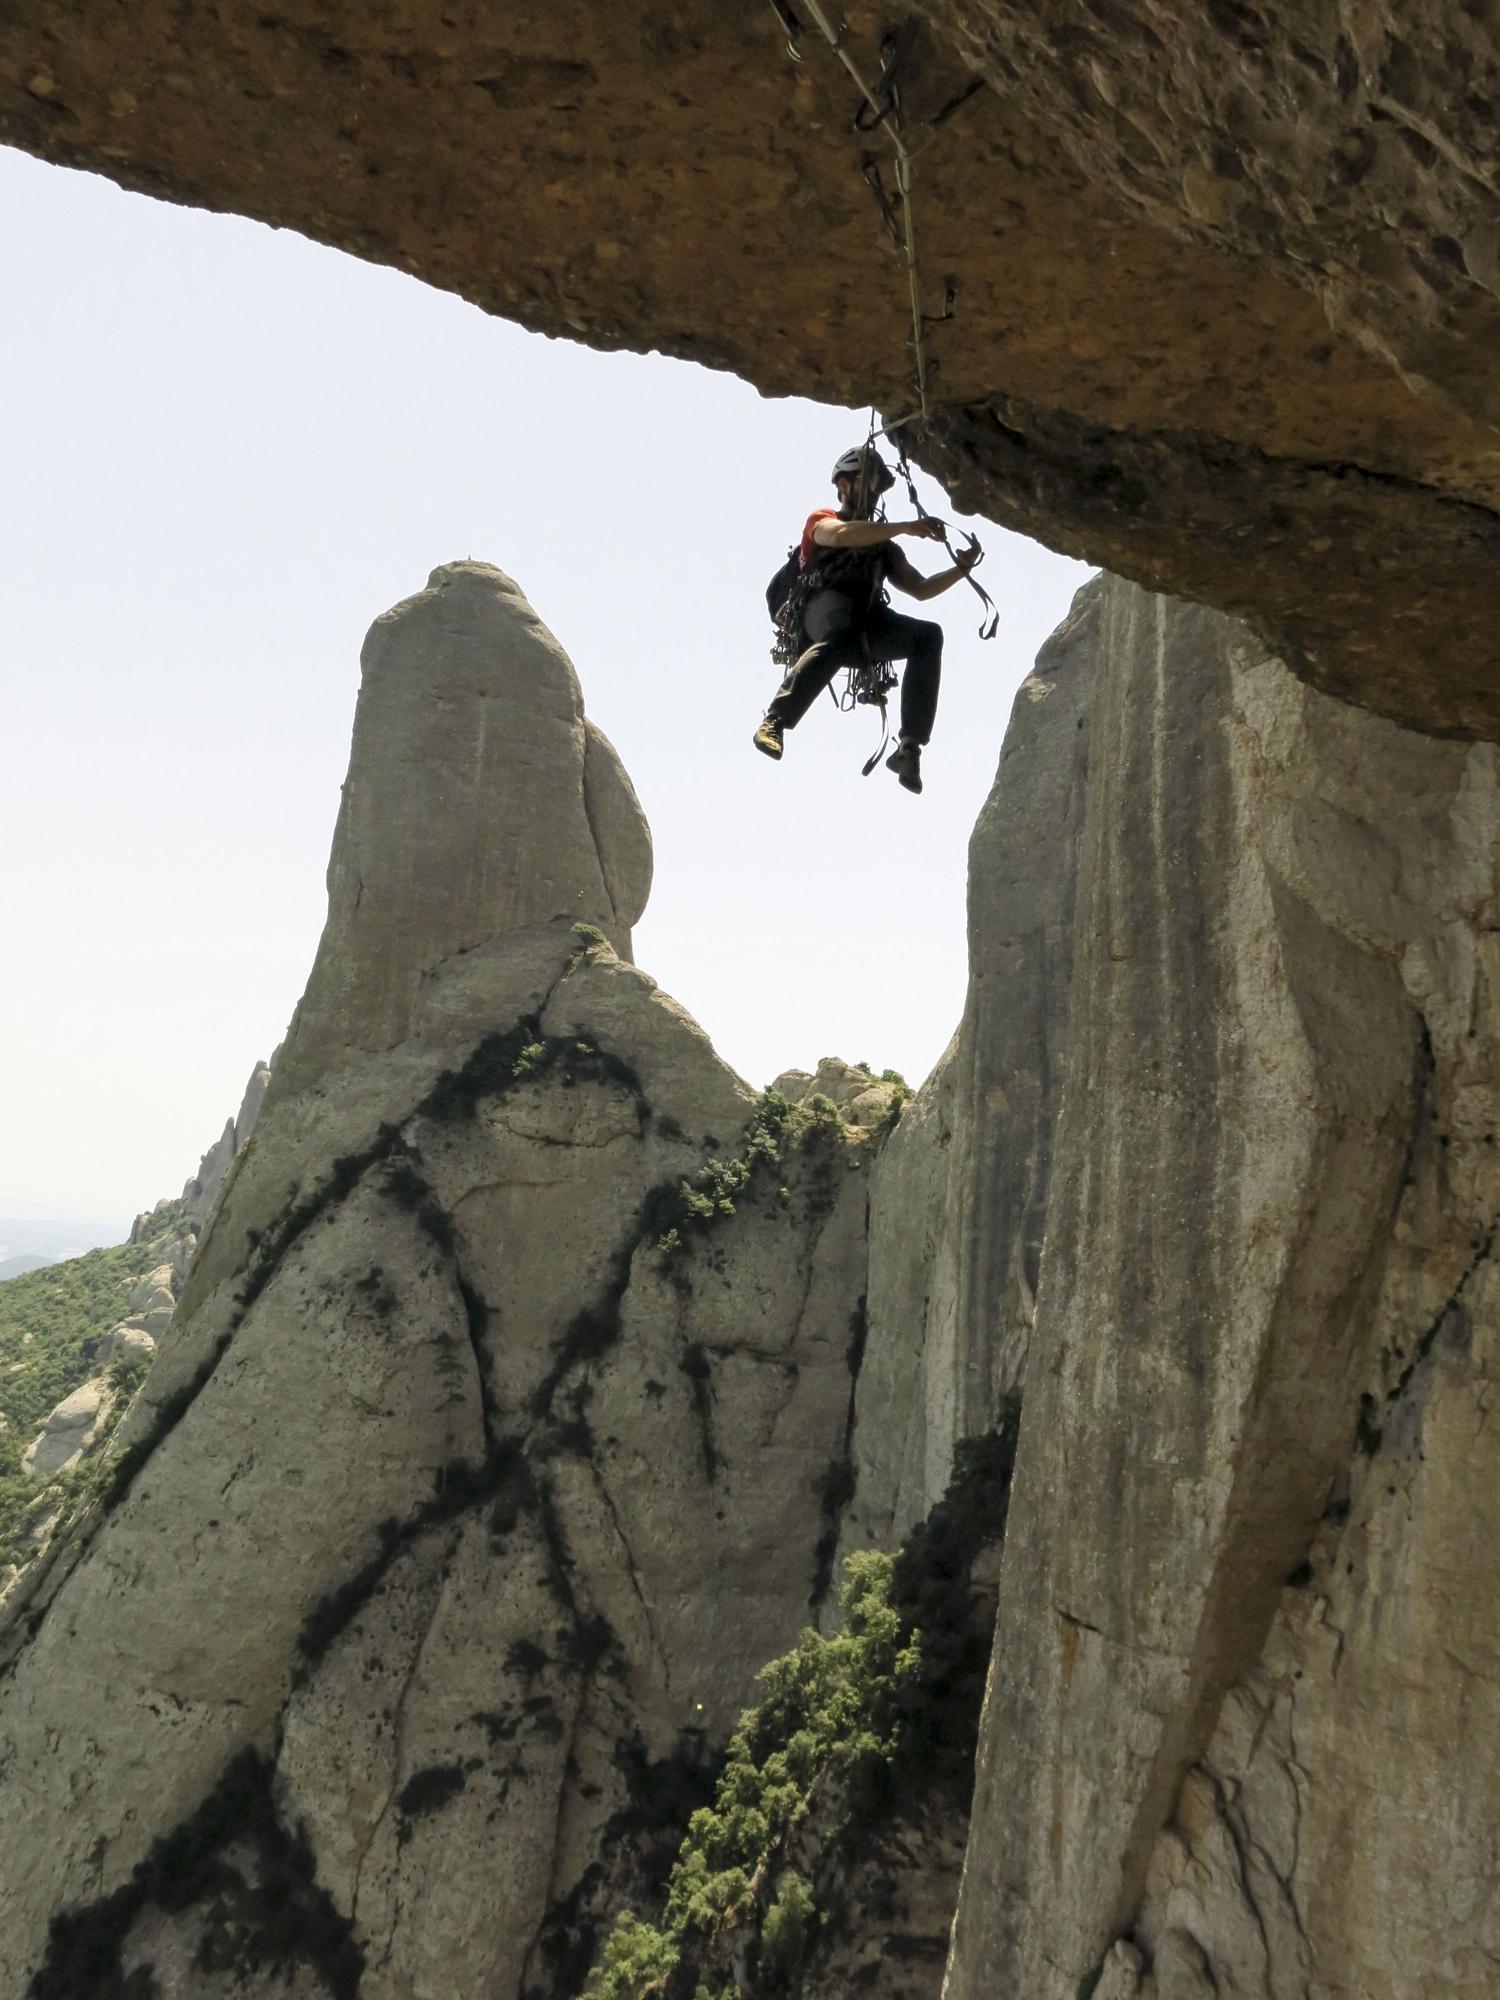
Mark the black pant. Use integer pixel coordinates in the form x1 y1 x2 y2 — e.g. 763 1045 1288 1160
768 590 943 744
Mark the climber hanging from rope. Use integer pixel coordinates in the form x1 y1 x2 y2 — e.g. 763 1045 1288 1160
755 443 985 794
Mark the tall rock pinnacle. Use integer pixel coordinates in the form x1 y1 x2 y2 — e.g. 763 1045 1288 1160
0 563 886 2000
278 560 652 1095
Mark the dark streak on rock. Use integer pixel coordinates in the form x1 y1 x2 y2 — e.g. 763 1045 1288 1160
28 1749 363 2000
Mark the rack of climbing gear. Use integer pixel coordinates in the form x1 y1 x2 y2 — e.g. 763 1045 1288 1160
839 656 901 778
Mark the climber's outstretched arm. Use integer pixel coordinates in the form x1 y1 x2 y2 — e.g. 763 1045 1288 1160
886 539 983 602
813 515 947 550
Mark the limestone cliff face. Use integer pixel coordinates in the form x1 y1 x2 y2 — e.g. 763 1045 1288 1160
5 8 1500 730
0 565 886 1998
940 578 1500 2000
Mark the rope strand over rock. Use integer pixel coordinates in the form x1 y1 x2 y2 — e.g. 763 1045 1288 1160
768 2 936 419
764 8 998 644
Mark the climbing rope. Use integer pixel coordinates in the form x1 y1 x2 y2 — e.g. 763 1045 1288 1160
769 1 935 419
764 6 998 643
763 9 997 778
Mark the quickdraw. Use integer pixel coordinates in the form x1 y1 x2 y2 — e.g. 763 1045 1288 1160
891 432 1000 642
839 655 901 778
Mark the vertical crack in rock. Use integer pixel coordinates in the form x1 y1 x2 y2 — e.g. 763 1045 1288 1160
586 1455 671 1697
372 1549 465 1970
677 1342 720 1487
1389 1016 1437 1223
514 1666 595 2000
811 1287 870 1613
1383 1210 1499 1416
348 1531 461 1936
1202 1770 1275 1988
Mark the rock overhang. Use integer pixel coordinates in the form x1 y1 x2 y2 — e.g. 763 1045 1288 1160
5 2 1500 734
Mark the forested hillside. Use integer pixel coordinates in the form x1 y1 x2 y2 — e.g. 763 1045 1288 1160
0 1203 186 1568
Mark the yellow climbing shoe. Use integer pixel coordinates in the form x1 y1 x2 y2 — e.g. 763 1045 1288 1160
753 715 785 761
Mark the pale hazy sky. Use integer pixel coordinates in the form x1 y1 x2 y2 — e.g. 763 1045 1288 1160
1 145 1090 1231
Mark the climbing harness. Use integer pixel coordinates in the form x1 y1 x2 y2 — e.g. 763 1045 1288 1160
768 417 997 779
837 421 908 778
767 437 891 670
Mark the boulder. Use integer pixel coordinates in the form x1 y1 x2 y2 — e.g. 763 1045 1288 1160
128 1198 178 1246
21 1378 113 1481
774 1058 902 1127
99 1324 157 1367
127 1264 176 1316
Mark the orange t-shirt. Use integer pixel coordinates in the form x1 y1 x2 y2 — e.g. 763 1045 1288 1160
799 508 839 568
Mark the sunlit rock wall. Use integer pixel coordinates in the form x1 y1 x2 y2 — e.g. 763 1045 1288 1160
944 575 1500 2000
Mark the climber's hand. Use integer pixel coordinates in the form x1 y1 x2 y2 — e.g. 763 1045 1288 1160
954 535 983 573
902 517 948 542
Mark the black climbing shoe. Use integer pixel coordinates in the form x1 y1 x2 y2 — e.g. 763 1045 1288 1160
754 715 785 761
886 739 923 794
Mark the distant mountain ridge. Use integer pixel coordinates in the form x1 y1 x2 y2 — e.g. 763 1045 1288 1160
0 1211 129 1272
0 1256 50 1282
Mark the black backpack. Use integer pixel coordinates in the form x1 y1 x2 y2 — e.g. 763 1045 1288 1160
766 544 799 623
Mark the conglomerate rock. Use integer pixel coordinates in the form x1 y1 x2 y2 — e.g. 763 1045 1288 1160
0 565 886 1999
942 575 1500 2000
6 560 1500 2000
179 1058 275 1226
4 6 1500 732
18 1378 115 1483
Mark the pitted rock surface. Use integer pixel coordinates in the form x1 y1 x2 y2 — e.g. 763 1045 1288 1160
5 6 1500 729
